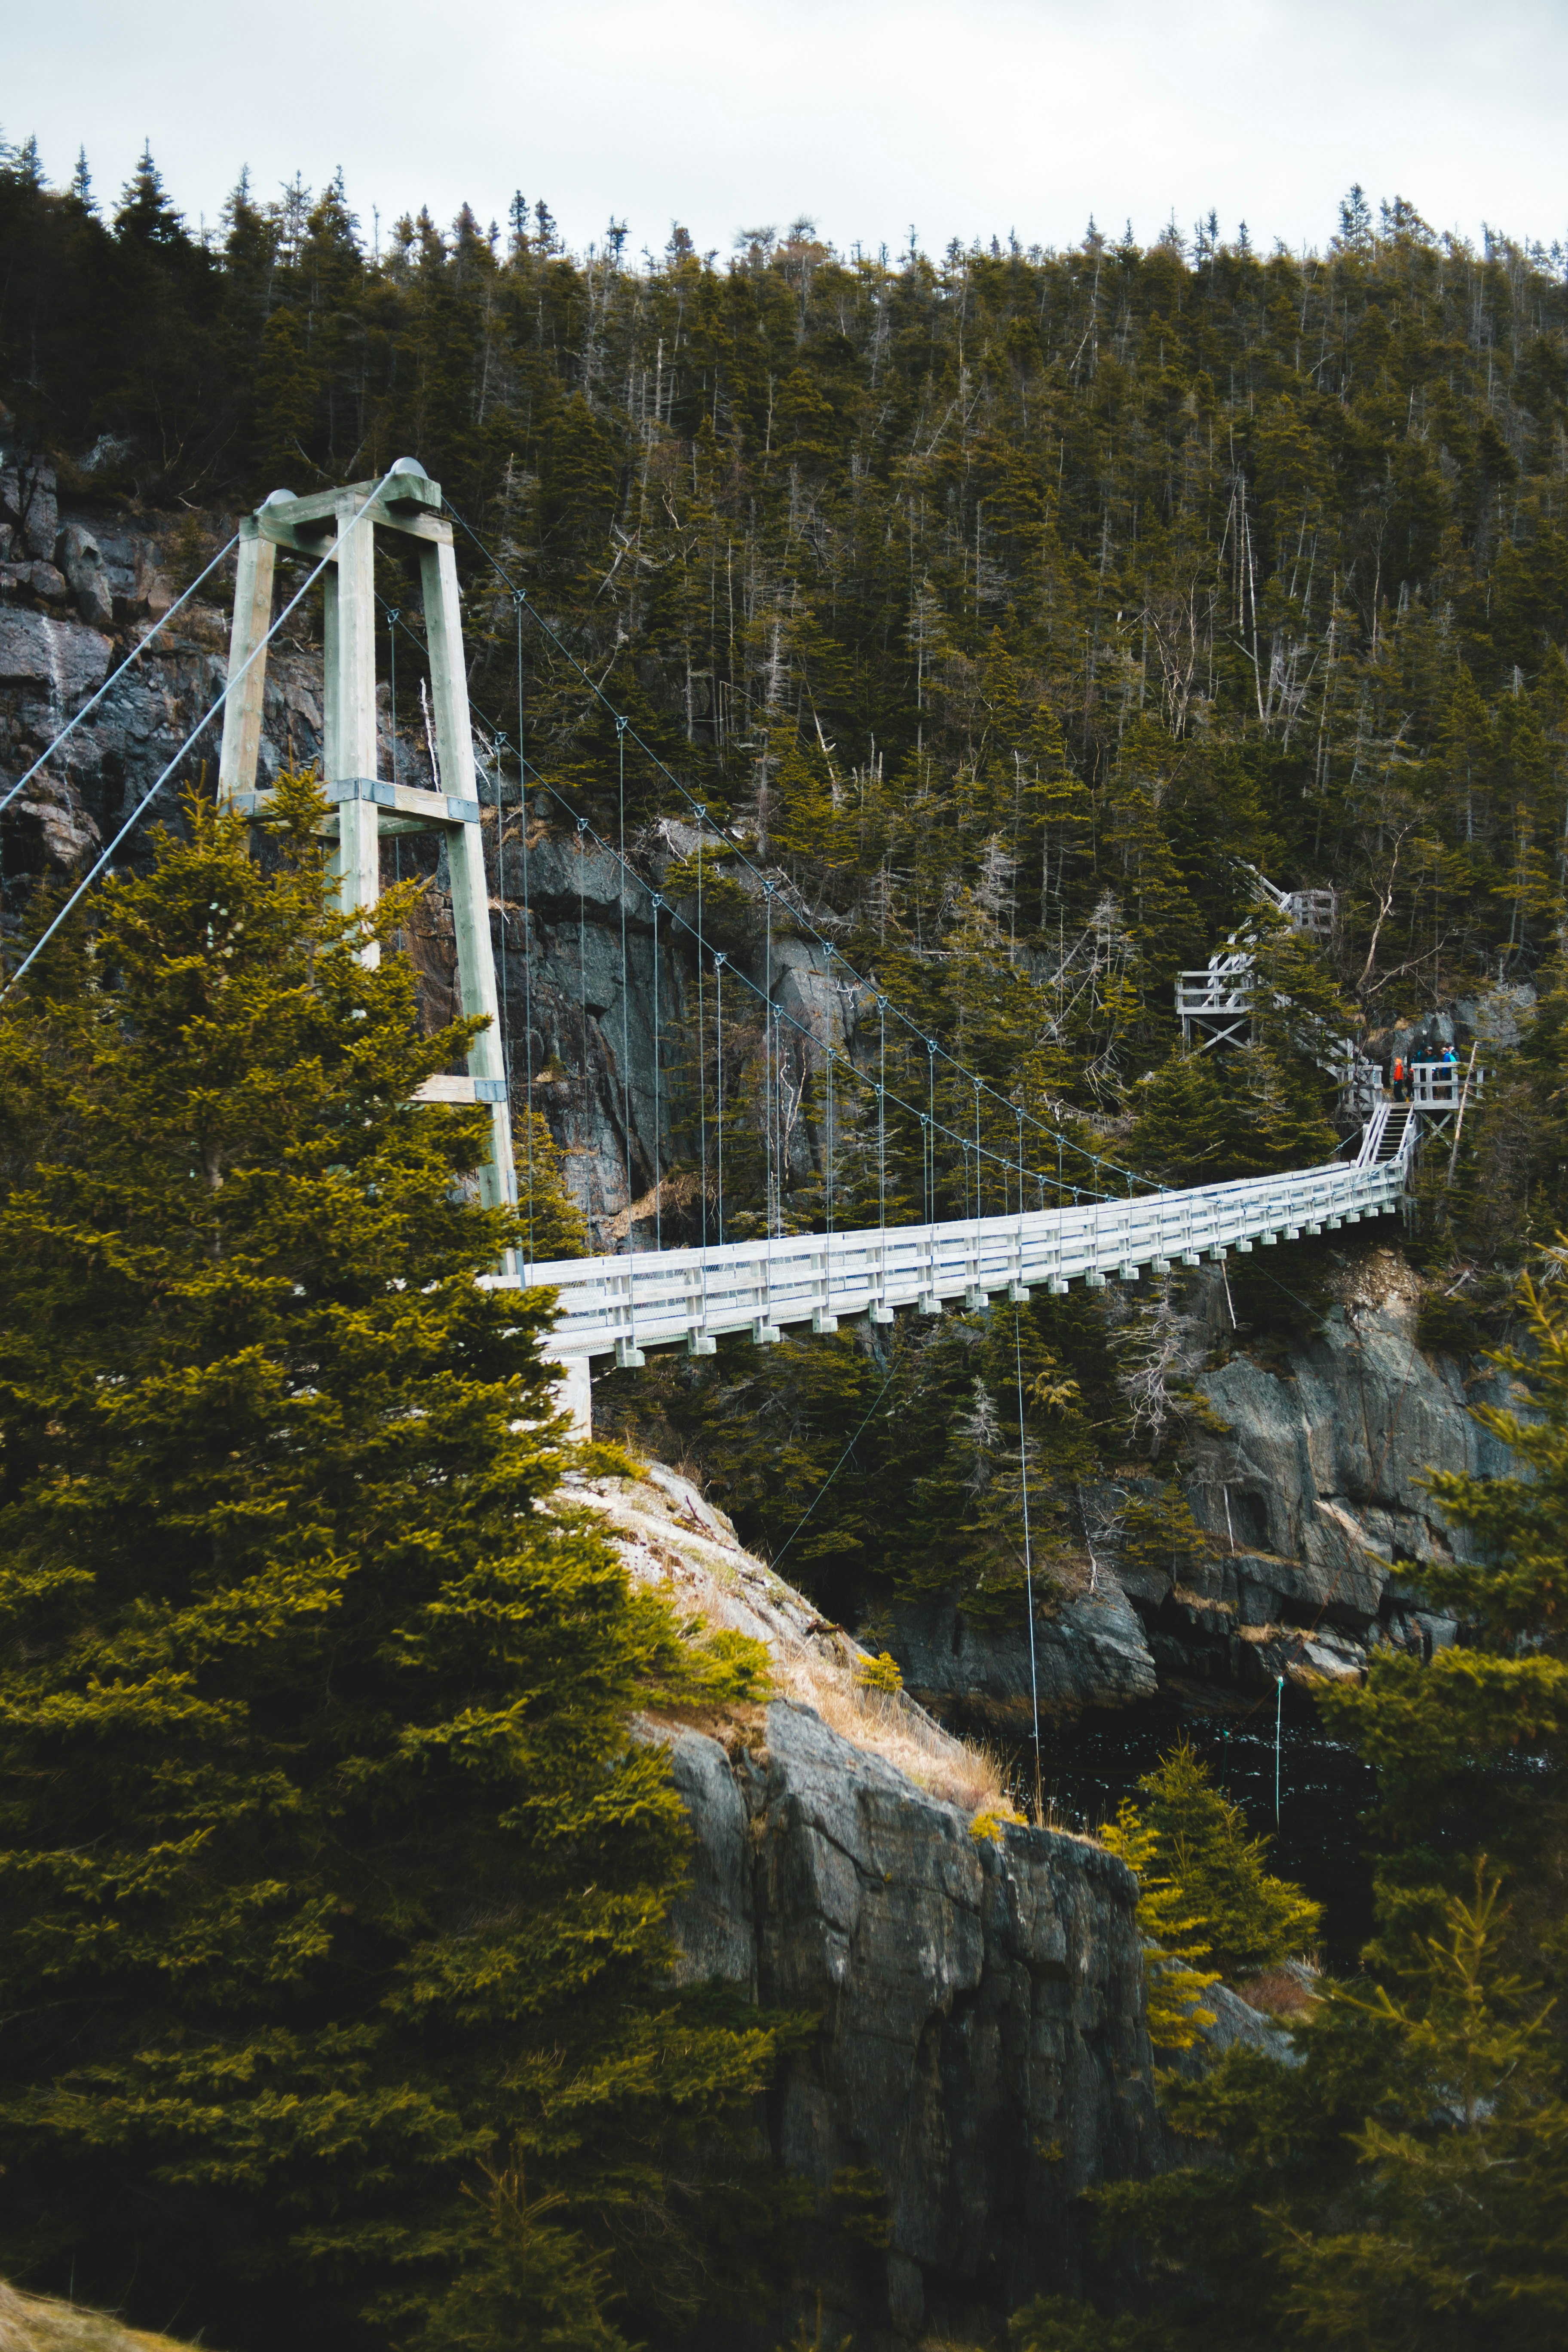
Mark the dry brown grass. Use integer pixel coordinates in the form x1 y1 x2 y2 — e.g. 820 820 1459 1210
1234 1964 1320 2016
0 2282 205 2352
569 1465 1011 1819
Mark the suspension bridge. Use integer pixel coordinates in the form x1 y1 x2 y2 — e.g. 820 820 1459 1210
3 461 1479 1435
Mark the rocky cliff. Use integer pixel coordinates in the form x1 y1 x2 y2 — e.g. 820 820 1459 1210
579 1463 1161 2348
886 1244 1515 1727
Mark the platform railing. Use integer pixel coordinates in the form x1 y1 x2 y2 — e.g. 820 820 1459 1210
1409 1059 1485 1110
511 1118 1415 1365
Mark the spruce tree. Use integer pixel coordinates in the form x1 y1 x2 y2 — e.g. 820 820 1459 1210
0 781 780 2352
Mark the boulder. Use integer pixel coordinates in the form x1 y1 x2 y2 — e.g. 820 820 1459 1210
0 458 58 560
54 521 114 630
888 1572 1158 1724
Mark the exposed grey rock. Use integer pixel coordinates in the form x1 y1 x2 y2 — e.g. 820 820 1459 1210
1 562 68 603
664 1727 756 1994
54 521 114 630
662 1698 1159 2346
0 610 113 699
1183 1270 1516 1634
1185 1980 1302 2068
888 1573 1158 1724
0 459 59 560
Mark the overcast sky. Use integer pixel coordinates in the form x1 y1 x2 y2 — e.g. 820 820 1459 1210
9 0 1568 264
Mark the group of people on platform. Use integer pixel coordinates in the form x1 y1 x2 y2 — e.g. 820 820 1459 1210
1386 1043 1460 1102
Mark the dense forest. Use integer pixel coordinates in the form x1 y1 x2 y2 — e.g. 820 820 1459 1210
8 146 1568 1241
6 135 1568 2352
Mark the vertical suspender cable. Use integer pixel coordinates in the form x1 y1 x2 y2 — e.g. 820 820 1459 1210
652 893 663 1252
715 952 726 1246
1014 1305 1045 1824
765 888 775 1237
696 817 708 1253
577 815 591 1238
826 1044 835 1234
516 597 534 1273
386 608 401 889
617 716 632 1245
495 729 510 1092
878 997 887 1232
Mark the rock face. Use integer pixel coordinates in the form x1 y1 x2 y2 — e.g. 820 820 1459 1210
884 1249 1515 1721
889 1574 1159 1725
1162 1251 1510 1684
662 1700 1158 2348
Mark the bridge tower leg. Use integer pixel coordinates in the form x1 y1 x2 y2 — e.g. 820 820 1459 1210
216 464 518 1236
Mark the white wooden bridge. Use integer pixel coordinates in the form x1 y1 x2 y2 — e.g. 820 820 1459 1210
515 1106 1417 1416
201 469 1461 1432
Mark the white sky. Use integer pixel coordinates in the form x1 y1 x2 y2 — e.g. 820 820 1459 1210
9 0 1568 264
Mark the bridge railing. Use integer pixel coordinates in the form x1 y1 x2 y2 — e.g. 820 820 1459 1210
1409 1060 1485 1109
515 1139 1412 1363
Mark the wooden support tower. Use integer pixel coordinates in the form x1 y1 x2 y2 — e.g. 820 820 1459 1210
216 460 517 1229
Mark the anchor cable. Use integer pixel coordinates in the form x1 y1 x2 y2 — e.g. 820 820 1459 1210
0 532 242 822
3 474 396 1001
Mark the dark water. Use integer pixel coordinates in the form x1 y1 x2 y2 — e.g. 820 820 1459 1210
1012 1686 1378 1968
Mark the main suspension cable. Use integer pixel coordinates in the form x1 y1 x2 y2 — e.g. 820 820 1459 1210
371 597 1108 1213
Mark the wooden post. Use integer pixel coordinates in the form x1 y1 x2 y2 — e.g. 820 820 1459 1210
217 470 519 1237
217 520 276 801
420 534 518 1220
328 490 380 962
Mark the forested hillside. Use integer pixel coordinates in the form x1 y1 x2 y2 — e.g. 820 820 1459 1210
10 135 1568 2352
7 147 1568 1259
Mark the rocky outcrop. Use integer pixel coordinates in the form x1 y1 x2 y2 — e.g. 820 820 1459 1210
573 1461 1159 2344
888 1574 1158 1727
882 1248 1514 1719
0 2275 206 2350
662 1701 1158 2348
1161 1249 1510 1684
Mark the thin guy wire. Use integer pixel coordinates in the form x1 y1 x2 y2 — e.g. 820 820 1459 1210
3 473 396 999
771 1364 898 1570
0 533 241 821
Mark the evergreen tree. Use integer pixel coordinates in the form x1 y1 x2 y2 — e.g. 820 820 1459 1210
0 781 781 2352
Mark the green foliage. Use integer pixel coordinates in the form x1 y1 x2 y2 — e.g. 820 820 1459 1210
11 161 1568 1218
1097 1803 1220 2051
854 1650 904 1694
0 783 785 2351
593 1297 1105 1634
1418 1246 1568 1637
1101 1743 1323 1984
1039 1868 1568 2352
1019 1252 1568 2352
